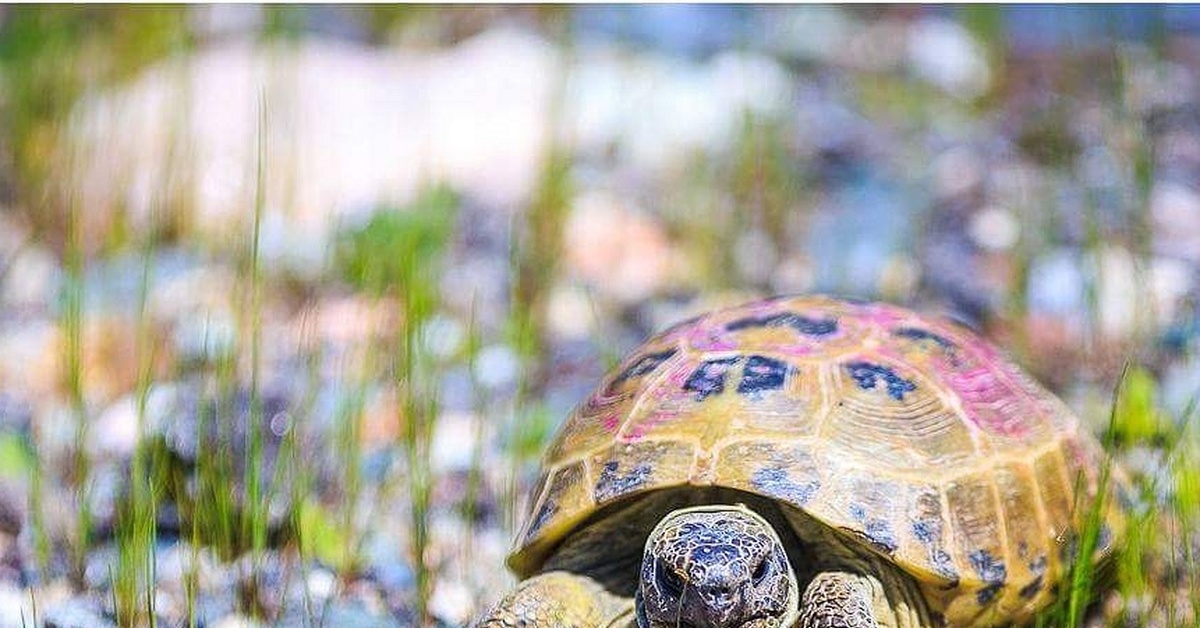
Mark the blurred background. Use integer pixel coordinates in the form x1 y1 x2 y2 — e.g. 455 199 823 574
0 5 1197 627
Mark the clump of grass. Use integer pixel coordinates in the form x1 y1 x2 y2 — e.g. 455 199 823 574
335 185 462 623
1036 364 1200 626
58 183 93 590
111 241 163 626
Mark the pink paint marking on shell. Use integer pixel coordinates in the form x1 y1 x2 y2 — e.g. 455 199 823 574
687 324 740 351
601 411 621 433
768 335 842 358
948 366 1041 438
856 302 912 331
622 408 680 441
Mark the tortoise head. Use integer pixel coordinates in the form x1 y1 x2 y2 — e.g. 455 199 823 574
636 505 799 628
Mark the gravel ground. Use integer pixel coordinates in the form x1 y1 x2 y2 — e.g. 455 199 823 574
0 6 1198 626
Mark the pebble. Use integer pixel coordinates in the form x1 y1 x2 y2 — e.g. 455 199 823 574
564 192 672 303
473 345 520 392
430 412 479 474
761 5 853 63
305 567 338 601
907 17 991 99
545 286 598 341
1150 180 1200 263
1027 248 1085 317
969 206 1021 252
212 615 264 628
428 579 475 627
0 584 32 628
0 244 60 313
43 597 114 628
7 9 1200 628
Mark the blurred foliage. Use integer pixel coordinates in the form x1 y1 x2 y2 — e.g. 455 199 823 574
1112 364 1172 445
334 185 460 298
0 6 192 237
0 432 33 478
296 497 355 574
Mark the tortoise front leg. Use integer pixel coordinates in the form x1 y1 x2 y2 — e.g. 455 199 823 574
799 570 933 628
475 570 635 628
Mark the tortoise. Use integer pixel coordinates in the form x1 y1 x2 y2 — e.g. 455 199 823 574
476 295 1124 627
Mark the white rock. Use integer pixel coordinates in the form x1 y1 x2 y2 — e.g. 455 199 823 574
0 584 31 628
90 395 142 459
1150 180 1200 262
430 411 479 473
1093 246 1139 339
546 285 597 341
211 615 265 628
429 579 475 626
907 18 990 99
0 582 72 628
1149 256 1195 325
0 244 59 310
567 48 791 173
0 319 59 404
306 567 338 601
762 5 853 63
474 344 519 391
1027 248 1084 316
969 206 1021 252
63 28 557 255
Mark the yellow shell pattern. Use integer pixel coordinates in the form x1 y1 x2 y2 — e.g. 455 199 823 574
509 295 1124 627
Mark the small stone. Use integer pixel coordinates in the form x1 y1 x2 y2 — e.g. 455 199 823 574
907 17 991 99
762 5 853 63
211 615 265 628
1151 180 1200 262
0 584 33 628
429 579 475 626
1027 249 1084 317
90 396 142 460
430 412 479 474
0 320 59 410
0 244 60 312
545 286 597 342
1094 246 1139 339
43 596 115 628
474 345 520 392
769 253 815 295
969 206 1021 252
305 567 338 602
1149 257 1194 326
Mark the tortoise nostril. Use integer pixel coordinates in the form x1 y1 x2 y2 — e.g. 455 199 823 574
700 586 738 613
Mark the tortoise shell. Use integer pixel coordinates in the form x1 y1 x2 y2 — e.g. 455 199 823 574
509 295 1124 625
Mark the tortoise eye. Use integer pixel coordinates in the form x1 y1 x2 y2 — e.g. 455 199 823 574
752 557 770 583
657 561 686 598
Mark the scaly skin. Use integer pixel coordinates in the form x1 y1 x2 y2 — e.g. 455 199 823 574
475 570 634 628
